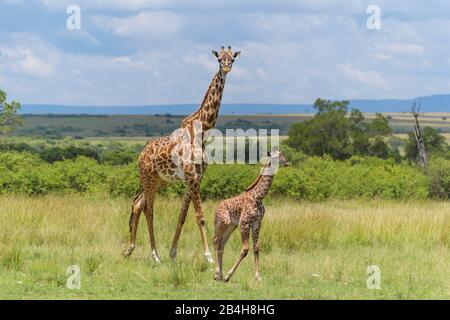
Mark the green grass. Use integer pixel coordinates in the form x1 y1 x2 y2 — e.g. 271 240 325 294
0 195 449 299
13 114 304 137
10 113 450 138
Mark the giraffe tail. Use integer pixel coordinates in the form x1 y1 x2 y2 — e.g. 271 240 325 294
129 193 145 233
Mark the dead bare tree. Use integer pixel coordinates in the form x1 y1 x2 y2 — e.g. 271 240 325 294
411 101 428 168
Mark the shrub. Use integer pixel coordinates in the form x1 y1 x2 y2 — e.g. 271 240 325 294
107 162 140 198
271 156 429 200
53 157 106 193
0 152 60 195
0 151 443 200
428 158 450 199
200 164 259 199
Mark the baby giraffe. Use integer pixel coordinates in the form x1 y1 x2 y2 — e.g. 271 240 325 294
213 150 289 282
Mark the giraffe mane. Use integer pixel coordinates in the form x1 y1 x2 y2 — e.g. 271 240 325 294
245 159 272 192
245 174 263 192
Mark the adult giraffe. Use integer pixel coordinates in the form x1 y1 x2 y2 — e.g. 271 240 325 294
123 46 241 263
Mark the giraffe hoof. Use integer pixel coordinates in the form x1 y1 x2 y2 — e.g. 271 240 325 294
223 275 230 282
151 251 161 263
214 273 223 281
204 252 214 264
170 248 177 260
123 245 135 258
254 275 263 281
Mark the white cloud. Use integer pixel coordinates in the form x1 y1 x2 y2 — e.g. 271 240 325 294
0 47 57 78
182 53 217 72
339 63 390 92
3 1 450 106
18 50 56 77
0 33 219 105
91 11 182 37
39 0 170 11
372 53 393 60
112 55 152 70
380 43 425 56
59 29 102 47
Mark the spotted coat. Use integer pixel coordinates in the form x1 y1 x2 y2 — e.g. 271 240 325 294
213 151 289 282
123 47 241 264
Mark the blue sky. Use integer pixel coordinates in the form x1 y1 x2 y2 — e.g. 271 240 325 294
1 0 450 106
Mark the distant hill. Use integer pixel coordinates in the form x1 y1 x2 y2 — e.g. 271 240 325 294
351 94 450 113
20 94 450 115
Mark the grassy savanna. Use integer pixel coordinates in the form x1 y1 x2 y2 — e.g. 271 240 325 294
0 195 449 299
10 113 450 138
13 114 305 137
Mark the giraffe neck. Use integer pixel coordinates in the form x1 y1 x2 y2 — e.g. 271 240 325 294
181 70 226 131
247 162 275 202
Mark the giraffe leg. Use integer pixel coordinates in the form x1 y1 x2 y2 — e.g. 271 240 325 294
213 222 236 281
224 224 250 282
189 180 214 264
252 221 262 281
142 174 161 263
169 191 191 260
123 193 144 257
213 232 222 281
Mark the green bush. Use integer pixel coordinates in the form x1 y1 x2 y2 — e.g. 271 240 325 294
428 158 450 199
270 156 429 200
200 164 259 199
53 157 106 193
0 139 140 165
0 152 106 195
0 152 59 195
0 151 445 200
107 162 140 198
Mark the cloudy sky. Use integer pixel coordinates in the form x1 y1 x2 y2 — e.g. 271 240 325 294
1 0 450 106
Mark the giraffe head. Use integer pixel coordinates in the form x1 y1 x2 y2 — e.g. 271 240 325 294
212 46 241 74
267 150 289 167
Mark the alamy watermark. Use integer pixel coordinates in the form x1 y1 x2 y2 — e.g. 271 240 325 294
366 5 381 30
66 5 81 30
66 265 81 289
166 120 280 181
366 265 381 290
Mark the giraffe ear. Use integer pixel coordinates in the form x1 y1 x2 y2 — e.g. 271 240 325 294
212 50 219 57
233 51 241 58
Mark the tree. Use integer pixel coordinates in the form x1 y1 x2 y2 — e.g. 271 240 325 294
286 99 352 160
368 113 392 137
369 136 390 159
0 89 22 134
409 103 428 167
405 126 448 161
285 99 393 160
351 131 370 155
349 109 370 155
